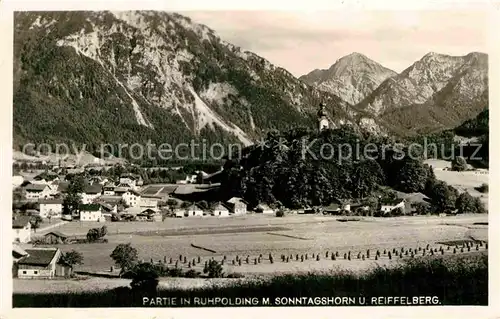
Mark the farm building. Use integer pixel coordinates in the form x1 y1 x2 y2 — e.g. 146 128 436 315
79 204 104 222
380 198 406 214
16 247 72 279
12 216 31 243
39 199 63 218
185 203 205 217
43 231 69 244
227 197 248 215
255 203 274 215
211 202 231 217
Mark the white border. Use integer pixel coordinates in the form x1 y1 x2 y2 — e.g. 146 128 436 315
1 0 498 318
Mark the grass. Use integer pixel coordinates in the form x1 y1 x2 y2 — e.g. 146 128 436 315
38 214 488 273
13 254 488 307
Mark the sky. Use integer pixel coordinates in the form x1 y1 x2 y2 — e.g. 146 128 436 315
181 10 489 77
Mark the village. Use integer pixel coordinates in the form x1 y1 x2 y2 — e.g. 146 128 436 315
11 152 488 285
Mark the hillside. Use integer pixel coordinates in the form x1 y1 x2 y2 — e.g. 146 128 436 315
299 52 397 105
357 52 488 135
13 11 386 152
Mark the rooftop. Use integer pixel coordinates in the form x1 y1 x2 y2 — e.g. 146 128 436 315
25 184 48 192
39 199 63 204
17 248 59 266
79 204 101 211
12 216 31 228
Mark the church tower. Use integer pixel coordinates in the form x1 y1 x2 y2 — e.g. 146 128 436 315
317 103 329 132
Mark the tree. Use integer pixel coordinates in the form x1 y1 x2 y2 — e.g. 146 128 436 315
203 260 224 278
129 262 159 291
393 159 428 193
30 215 43 232
62 250 84 267
99 225 108 238
451 156 468 172
63 177 84 216
455 192 477 214
427 181 458 212
86 228 100 242
475 183 488 193
166 199 178 210
110 243 138 275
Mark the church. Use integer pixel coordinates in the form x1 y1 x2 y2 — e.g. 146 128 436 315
317 103 332 132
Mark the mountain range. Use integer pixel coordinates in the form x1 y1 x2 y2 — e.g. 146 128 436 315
299 52 397 105
13 11 488 151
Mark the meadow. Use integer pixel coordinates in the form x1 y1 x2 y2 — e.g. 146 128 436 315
36 214 488 275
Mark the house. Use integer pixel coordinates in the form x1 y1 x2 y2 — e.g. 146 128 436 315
119 174 139 189
255 203 275 215
136 209 162 222
123 189 141 207
186 203 205 217
102 184 116 196
226 197 248 215
176 174 198 184
39 199 63 218
96 202 118 217
78 204 104 222
113 187 128 196
380 198 406 214
211 202 231 217
12 216 31 243
43 231 69 244
16 247 72 278
80 184 103 204
24 184 52 201
139 195 160 209
174 208 186 218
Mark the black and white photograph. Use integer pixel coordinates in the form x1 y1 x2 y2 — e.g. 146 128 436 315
4 0 495 312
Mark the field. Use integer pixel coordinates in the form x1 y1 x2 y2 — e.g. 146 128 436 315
424 159 489 209
34 214 488 276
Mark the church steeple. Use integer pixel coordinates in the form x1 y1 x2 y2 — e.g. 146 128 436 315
318 103 329 132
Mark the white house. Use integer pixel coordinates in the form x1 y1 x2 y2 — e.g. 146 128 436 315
24 184 52 201
39 199 63 218
79 184 103 204
119 174 139 189
123 190 141 207
212 202 230 217
186 203 205 217
174 208 186 218
227 197 248 215
380 199 406 214
79 204 104 222
12 216 31 243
